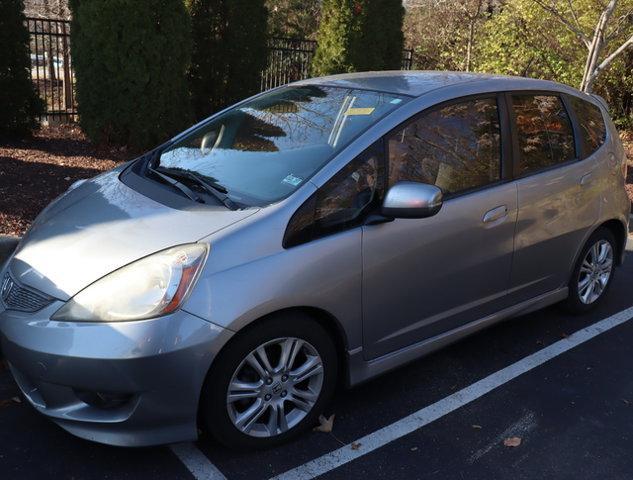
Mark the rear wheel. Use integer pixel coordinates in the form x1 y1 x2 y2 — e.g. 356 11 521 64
200 313 337 449
564 228 616 314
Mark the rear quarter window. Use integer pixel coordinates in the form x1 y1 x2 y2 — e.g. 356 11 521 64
567 95 606 158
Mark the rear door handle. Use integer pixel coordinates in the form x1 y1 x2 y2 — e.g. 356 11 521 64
580 172 593 186
483 205 508 224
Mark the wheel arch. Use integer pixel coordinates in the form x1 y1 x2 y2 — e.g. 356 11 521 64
565 218 626 287
599 218 627 265
205 306 350 392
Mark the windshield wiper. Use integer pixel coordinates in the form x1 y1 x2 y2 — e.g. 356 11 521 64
147 166 204 204
154 166 240 210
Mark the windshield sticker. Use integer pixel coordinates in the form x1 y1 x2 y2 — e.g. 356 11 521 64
345 107 375 116
282 174 303 187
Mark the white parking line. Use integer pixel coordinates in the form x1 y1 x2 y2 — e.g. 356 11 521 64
170 442 227 480
270 305 633 480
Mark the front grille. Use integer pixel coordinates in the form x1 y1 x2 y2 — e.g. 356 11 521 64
1 274 53 313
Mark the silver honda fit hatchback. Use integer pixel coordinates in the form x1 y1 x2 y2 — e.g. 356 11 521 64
0 72 629 449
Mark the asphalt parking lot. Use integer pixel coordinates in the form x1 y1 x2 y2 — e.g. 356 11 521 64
1 230 632 480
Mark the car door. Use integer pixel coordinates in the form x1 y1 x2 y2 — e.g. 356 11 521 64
505 93 601 303
362 95 518 360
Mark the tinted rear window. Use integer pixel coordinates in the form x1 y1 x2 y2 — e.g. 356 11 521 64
512 94 575 176
568 96 606 157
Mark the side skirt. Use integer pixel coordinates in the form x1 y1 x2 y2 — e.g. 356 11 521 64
346 287 569 387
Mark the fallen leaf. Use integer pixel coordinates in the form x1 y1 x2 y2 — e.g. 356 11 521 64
351 442 361 450
11 397 21 404
313 414 335 433
410 446 418 452
621 398 630 405
472 424 482 429
503 436 522 447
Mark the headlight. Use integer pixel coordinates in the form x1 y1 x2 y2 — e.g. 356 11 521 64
52 243 208 322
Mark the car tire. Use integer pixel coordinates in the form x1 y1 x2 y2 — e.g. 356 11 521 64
564 227 617 314
200 312 338 450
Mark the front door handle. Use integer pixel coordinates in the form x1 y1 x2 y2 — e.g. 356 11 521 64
580 172 593 186
483 205 508 224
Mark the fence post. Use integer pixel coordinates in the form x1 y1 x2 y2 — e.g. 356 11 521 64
62 22 72 113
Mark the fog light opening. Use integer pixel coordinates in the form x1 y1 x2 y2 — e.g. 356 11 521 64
74 390 133 410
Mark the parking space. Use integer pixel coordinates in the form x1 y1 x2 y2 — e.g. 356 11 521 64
1 233 632 480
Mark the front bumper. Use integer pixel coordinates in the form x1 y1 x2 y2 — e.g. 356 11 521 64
0 301 233 446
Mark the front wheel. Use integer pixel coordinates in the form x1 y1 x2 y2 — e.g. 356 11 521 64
564 228 617 314
200 313 337 449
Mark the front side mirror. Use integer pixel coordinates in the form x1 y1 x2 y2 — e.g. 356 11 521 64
381 182 443 219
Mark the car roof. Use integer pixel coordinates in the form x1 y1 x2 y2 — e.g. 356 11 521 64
294 70 582 98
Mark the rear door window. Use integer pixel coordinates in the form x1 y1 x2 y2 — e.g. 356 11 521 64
387 97 502 196
512 94 575 176
567 96 606 157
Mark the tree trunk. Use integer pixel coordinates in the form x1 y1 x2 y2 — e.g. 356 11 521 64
580 0 618 92
466 20 475 72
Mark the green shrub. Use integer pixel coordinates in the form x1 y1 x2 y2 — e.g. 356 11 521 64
69 0 192 150
0 0 43 138
187 0 268 120
312 0 404 76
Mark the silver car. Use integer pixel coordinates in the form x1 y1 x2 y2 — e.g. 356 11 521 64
0 72 629 449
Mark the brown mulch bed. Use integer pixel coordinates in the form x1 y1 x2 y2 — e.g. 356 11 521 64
0 126 130 236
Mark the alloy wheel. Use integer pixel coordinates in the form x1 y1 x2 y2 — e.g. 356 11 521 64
226 337 324 438
577 239 613 305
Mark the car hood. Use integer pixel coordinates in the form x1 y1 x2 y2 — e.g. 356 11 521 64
8 168 258 300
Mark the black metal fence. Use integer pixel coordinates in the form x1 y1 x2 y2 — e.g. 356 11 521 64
25 18 415 121
26 17 76 122
261 38 415 91
261 37 318 91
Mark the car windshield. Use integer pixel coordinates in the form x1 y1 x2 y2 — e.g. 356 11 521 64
158 85 408 206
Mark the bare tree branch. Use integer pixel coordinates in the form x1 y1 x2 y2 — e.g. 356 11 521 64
567 0 585 37
531 0 591 48
606 10 633 41
589 34 633 83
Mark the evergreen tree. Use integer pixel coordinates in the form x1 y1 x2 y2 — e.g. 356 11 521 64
311 0 362 76
0 0 43 138
187 0 268 120
69 0 192 150
376 0 405 70
312 0 404 76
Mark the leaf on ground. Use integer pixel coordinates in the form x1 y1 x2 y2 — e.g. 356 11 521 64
351 442 362 450
503 436 522 447
313 414 335 433
12 397 21 404
472 424 482 429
